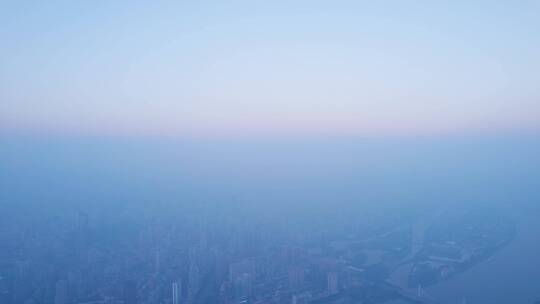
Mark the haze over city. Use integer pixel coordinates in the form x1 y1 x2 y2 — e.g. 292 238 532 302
1 1 539 304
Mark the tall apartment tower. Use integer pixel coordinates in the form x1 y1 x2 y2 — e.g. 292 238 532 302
188 263 200 300
172 281 181 304
327 272 338 295
288 266 305 290
54 279 68 304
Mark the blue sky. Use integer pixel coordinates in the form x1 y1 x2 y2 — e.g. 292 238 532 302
1 1 539 137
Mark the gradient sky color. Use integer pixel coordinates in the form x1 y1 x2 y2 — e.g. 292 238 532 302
1 1 539 137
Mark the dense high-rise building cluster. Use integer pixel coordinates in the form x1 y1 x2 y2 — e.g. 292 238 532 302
0 206 515 304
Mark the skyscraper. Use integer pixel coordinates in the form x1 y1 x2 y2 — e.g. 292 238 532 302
327 272 338 295
229 259 255 282
77 212 89 249
233 273 252 300
292 292 311 304
155 250 161 273
188 263 200 300
123 280 137 304
172 281 181 304
54 280 68 304
288 266 305 290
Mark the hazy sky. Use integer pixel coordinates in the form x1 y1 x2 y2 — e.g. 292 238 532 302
1 1 539 137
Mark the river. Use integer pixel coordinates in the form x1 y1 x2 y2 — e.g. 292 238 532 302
425 214 540 304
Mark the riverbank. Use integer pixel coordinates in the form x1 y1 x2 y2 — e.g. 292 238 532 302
426 214 540 304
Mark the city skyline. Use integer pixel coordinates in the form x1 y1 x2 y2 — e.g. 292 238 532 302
1 2 540 304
